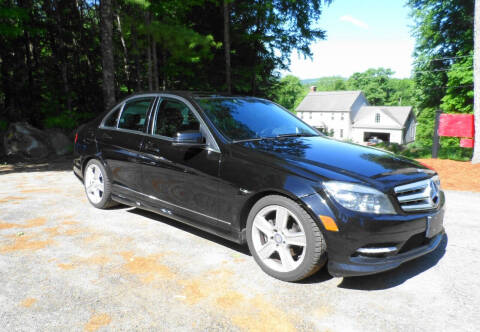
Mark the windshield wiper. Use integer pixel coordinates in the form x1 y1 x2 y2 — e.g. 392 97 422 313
232 133 318 143
232 137 268 143
275 133 317 138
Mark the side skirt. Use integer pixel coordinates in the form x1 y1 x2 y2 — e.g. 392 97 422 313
111 193 246 244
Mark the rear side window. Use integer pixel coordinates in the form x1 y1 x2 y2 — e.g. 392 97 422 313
118 98 155 132
103 107 121 128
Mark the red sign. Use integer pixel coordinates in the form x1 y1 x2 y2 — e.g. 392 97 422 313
438 114 474 138
460 138 474 148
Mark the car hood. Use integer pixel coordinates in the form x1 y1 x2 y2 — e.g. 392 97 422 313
234 136 434 188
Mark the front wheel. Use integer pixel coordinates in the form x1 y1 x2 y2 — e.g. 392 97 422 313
246 195 327 282
84 159 117 209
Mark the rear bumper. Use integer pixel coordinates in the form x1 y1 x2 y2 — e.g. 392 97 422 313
327 232 444 277
73 157 83 181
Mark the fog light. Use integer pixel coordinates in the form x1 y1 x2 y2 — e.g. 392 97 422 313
356 247 398 255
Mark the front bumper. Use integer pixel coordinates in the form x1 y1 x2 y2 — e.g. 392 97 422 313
328 232 444 277
301 191 445 277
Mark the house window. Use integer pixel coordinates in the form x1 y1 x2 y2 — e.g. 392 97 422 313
340 129 344 138
341 113 344 120
331 112 334 120
375 113 380 123
309 112 312 119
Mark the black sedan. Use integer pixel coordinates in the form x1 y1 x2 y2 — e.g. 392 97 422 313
73 91 445 281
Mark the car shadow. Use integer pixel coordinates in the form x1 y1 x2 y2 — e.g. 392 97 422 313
122 207 447 288
337 233 448 290
126 208 251 256
299 267 334 284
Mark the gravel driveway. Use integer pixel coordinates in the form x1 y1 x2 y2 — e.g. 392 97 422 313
1 167 479 331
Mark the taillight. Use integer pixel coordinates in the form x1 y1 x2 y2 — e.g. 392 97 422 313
74 133 78 143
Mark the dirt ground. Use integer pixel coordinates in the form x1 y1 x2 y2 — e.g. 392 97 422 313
0 164 480 331
416 158 480 192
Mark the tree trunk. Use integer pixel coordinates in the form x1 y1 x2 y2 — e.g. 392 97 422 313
131 25 142 91
100 0 116 111
223 0 231 94
146 38 152 91
145 13 152 91
115 13 131 92
162 48 167 91
473 0 480 163
152 38 159 91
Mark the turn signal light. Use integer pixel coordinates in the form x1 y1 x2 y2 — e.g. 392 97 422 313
319 215 339 232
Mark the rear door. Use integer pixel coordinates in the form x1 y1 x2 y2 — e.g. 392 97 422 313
97 96 157 192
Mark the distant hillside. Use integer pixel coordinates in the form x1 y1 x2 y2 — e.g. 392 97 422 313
300 78 320 85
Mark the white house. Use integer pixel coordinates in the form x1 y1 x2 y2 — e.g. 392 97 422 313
295 88 416 145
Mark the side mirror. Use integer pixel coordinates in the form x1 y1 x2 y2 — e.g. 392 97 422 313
172 130 206 147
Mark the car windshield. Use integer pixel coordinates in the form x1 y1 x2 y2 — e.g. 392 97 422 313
194 97 319 141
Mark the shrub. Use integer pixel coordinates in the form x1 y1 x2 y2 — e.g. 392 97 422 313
0 120 8 131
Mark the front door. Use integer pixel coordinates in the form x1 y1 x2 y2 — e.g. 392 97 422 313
139 97 226 228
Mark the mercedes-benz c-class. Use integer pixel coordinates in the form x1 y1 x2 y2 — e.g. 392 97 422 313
73 92 445 281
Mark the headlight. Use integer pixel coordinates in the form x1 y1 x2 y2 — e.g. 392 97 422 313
323 181 396 214
432 175 441 189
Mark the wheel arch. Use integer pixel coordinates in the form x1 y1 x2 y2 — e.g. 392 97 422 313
239 188 321 240
82 154 109 177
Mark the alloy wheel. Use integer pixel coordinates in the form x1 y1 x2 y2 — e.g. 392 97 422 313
251 205 307 273
85 164 105 204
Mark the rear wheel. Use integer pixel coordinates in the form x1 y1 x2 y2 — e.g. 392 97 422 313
84 159 117 209
246 195 327 282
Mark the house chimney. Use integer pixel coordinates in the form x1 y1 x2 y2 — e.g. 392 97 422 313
310 86 317 92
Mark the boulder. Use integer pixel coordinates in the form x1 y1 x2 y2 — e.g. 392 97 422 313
4 122 51 159
46 129 72 156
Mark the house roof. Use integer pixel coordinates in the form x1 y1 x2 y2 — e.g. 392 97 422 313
295 91 364 112
353 106 413 128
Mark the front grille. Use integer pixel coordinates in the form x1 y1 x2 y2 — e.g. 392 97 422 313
394 178 440 212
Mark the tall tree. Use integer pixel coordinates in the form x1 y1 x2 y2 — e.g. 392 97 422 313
223 0 231 94
100 0 115 110
473 0 480 163
0 0 332 131
346 68 395 105
407 0 474 158
270 75 306 112
408 0 473 109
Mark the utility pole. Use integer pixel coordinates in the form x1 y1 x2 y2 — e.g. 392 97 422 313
473 0 480 163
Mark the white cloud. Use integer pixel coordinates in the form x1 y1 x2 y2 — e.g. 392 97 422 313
340 15 369 29
283 39 415 79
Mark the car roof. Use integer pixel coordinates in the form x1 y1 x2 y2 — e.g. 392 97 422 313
121 91 262 100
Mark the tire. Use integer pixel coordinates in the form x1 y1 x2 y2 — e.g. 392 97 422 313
246 195 327 282
83 159 117 209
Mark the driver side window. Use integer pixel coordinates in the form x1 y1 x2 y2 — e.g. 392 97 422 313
154 99 200 138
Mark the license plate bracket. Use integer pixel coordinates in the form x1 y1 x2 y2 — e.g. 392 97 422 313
426 209 444 238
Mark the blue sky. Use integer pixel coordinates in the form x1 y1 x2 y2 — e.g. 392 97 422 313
284 0 415 79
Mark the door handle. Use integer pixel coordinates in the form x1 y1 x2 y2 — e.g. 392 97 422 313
144 141 162 154
101 133 112 140
149 147 162 154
